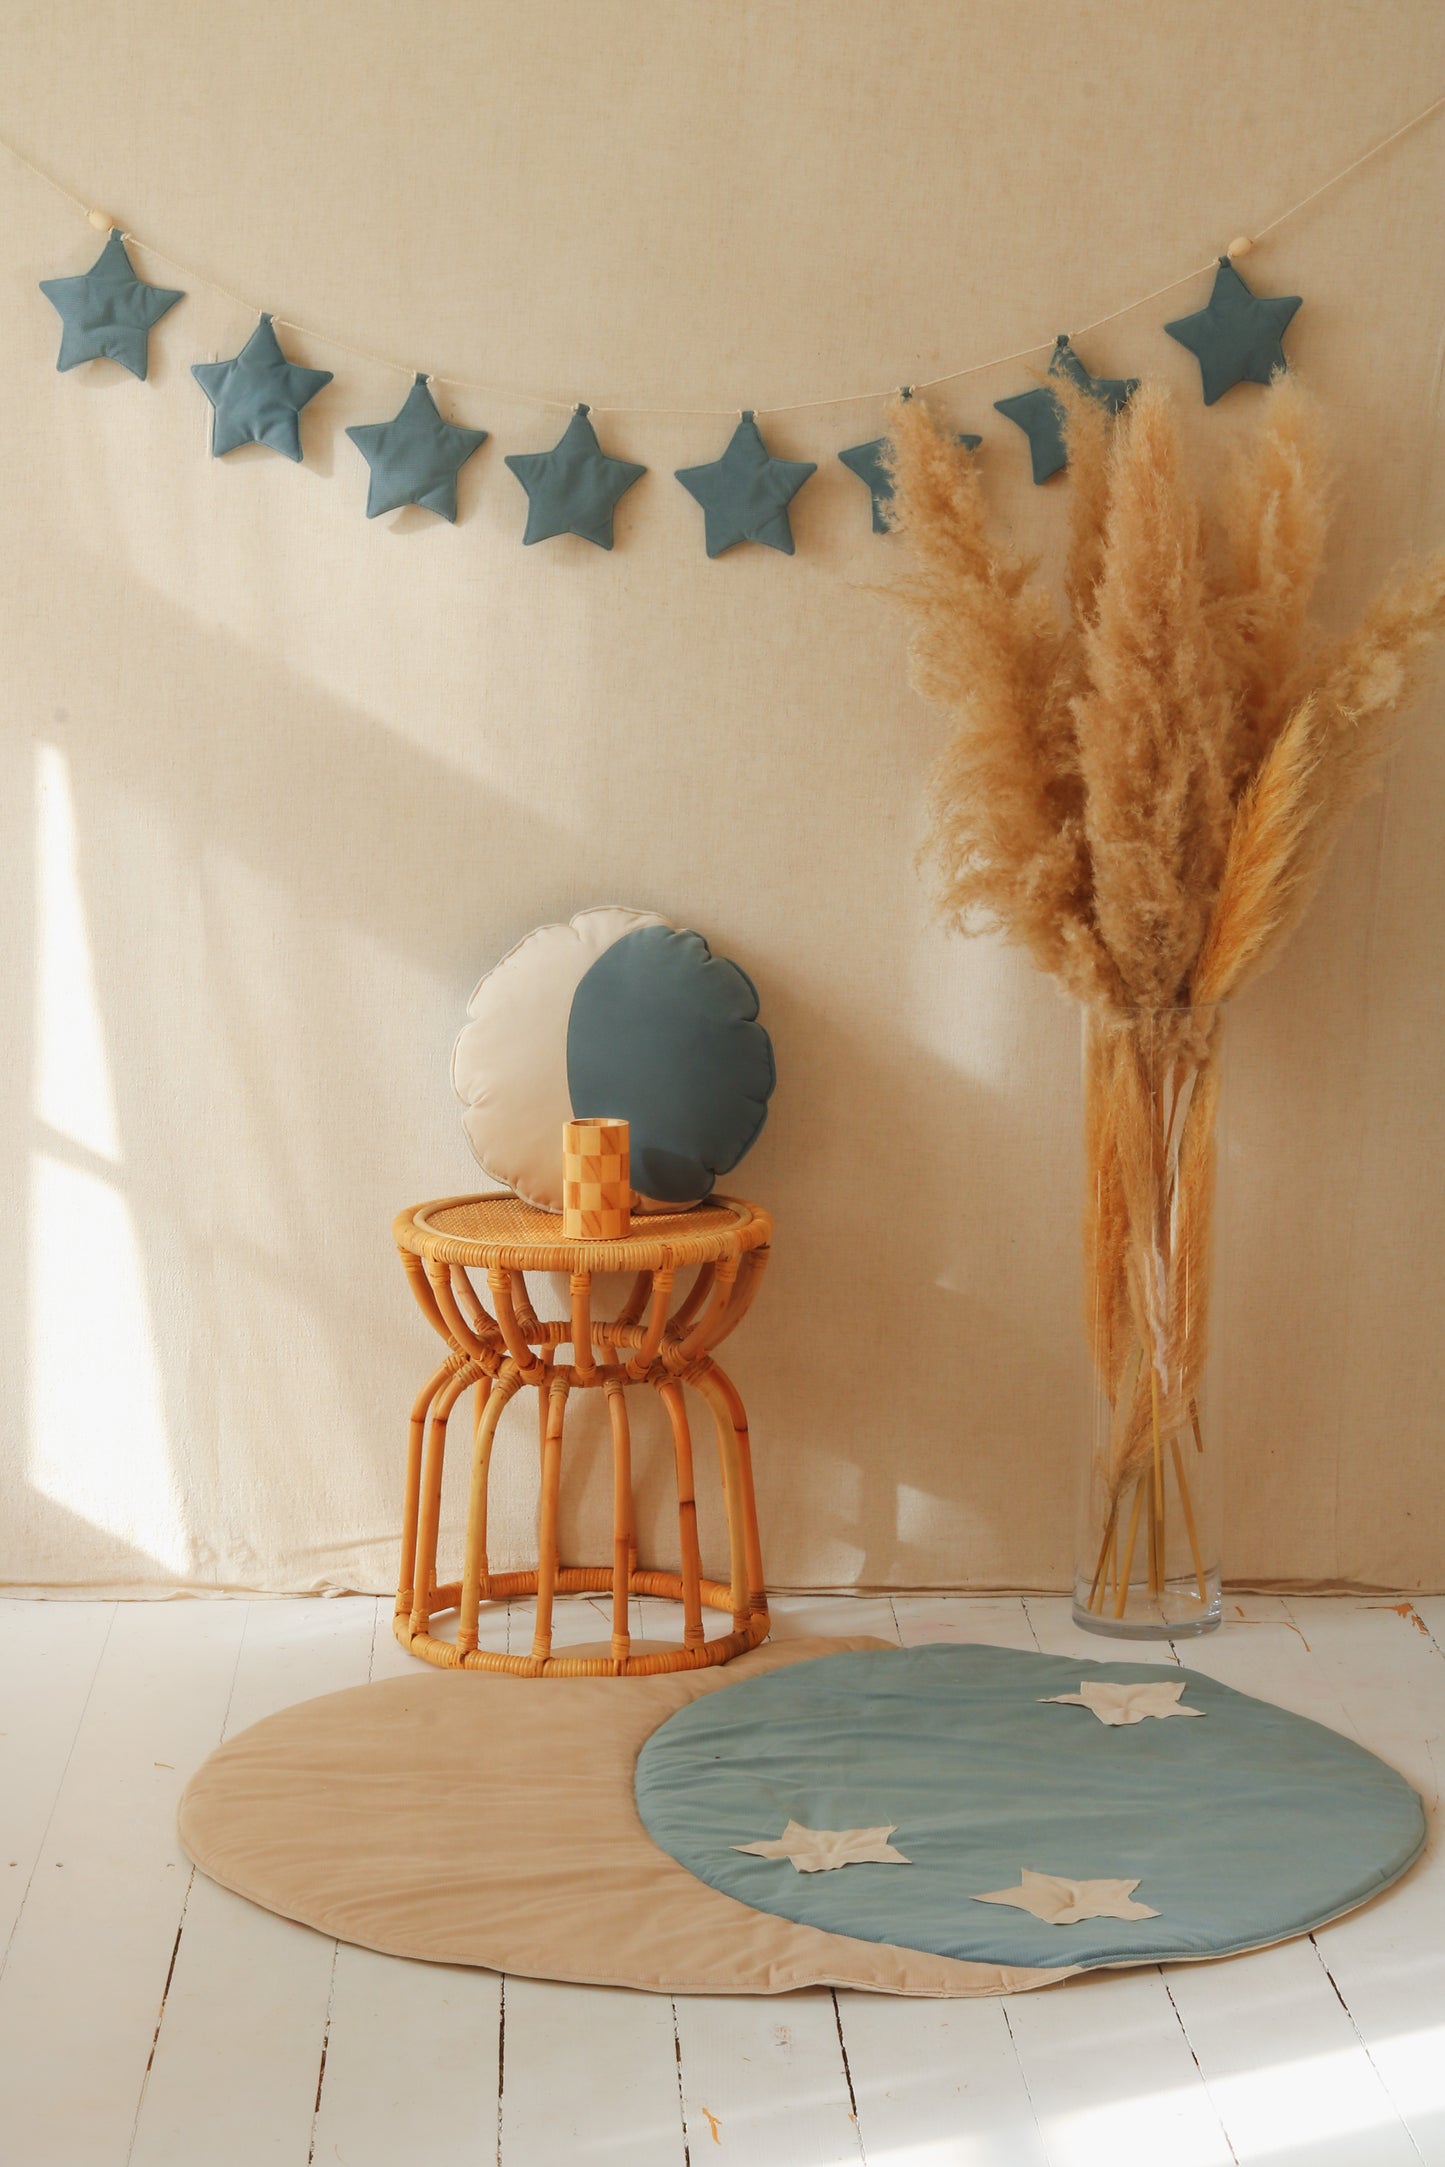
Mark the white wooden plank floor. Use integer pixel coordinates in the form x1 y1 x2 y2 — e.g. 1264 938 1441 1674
0 1591 1439 2167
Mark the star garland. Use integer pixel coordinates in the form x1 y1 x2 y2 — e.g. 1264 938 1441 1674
36 224 1310 543
26 82 1445 546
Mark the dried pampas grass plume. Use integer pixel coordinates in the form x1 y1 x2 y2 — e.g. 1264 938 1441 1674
1074 383 1234 1011
887 370 1445 1014
885 389 1121 1011
1214 371 1330 788
1191 694 1326 1007
885 371 1445 1622
1197 552 1445 1007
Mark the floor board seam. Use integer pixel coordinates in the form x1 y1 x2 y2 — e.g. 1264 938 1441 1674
669 1995 692 2167
0 1599 116 1988
121 1868 194 2167
1160 1963 1241 2166
304 1940 340 2167
123 1602 253 2163
997 1998 1049 2161
830 1987 868 2163
494 1971 506 2167
367 1593 382 1681
1307 1931 1428 2166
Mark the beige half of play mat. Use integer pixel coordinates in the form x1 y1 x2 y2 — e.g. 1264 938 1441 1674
180 1637 1070 1997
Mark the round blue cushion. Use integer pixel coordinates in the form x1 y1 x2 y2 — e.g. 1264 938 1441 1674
566 923 775 1202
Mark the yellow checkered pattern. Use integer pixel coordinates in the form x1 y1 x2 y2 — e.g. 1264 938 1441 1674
562 1119 631 1240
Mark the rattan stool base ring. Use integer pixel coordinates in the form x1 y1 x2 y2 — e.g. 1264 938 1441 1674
395 1567 769 1678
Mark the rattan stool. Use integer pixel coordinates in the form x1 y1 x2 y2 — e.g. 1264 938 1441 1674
392 1192 772 1677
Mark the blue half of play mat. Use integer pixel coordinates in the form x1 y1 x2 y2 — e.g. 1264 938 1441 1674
634 1644 1425 1970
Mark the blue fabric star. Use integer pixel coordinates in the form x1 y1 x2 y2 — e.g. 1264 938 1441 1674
1165 258 1302 406
345 374 488 520
994 337 1138 484
504 406 645 548
39 229 184 382
676 413 817 557
839 426 982 534
191 315 333 461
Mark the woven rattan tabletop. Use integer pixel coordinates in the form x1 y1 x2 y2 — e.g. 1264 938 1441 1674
394 1191 771 1273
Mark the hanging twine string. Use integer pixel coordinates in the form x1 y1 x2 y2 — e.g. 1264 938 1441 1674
3 86 1442 418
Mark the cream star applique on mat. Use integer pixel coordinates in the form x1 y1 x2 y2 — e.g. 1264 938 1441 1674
1043 1679 1205 1726
973 1869 1159 1925
733 1821 911 1873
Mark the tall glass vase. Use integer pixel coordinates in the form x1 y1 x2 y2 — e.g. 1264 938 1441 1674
1074 1004 1225 1638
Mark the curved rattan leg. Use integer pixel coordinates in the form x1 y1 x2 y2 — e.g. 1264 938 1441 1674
621 1378 639 1578
458 1363 521 1656
698 1358 766 1632
409 1358 482 1639
397 1353 465 1624
531 1373 570 1662
604 1374 633 1664
691 1364 750 1633
655 1378 705 1649
536 1354 552 1457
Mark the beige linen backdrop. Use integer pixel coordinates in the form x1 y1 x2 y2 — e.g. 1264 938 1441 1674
0 1 1442 1598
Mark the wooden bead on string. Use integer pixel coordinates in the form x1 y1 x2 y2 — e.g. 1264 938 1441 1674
87 208 119 233
1226 235 1255 260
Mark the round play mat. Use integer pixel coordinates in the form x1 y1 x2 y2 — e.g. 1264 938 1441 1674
178 1636 1423 1998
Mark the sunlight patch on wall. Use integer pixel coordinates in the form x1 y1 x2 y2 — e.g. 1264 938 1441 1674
28 742 189 1574
900 924 1011 1088
28 1154 191 1573
894 1481 974 1554
34 741 121 1160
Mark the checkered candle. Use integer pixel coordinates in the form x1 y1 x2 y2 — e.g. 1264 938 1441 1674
561 1118 632 1240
